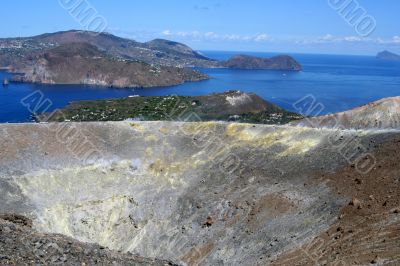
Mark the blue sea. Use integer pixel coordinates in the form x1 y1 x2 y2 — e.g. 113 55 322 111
0 51 399 123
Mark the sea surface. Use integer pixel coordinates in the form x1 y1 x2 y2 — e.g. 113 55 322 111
0 51 399 123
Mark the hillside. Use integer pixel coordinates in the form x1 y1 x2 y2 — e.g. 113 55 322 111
223 55 302 71
0 30 305 72
37 91 303 123
145 39 211 61
0 30 218 68
376 50 400 61
11 42 208 88
291 96 400 129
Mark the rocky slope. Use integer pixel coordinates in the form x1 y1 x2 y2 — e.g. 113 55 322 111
11 42 208 88
223 55 302 71
0 214 176 265
0 30 218 68
0 121 399 265
291 96 400 130
376 50 400 61
38 91 302 124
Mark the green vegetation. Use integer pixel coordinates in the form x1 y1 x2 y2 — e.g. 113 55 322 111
38 92 303 125
41 96 195 122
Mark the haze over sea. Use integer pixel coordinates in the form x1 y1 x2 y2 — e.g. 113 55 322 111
1 51 399 123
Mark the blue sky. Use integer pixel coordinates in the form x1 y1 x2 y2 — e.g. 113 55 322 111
1 0 399 55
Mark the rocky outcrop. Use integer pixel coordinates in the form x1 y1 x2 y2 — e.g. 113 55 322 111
291 96 400 130
11 43 208 88
223 55 302 71
376 50 400 61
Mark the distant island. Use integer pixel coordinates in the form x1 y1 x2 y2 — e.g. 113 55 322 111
223 54 302 71
37 91 303 124
0 30 303 87
376 50 400 61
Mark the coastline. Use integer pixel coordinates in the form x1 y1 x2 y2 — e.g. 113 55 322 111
8 72 209 89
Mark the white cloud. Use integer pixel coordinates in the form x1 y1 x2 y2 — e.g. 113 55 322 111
320 34 335 41
316 34 373 43
374 36 400 45
160 30 270 42
254 34 269 42
109 28 400 49
164 30 203 39
344 36 363 42
223 34 242 41
204 32 218 39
